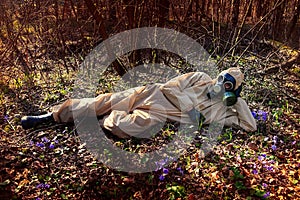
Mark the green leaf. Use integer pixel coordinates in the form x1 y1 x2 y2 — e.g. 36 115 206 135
61 193 68 199
235 181 246 190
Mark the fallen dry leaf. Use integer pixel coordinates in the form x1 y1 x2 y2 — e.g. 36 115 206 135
248 143 258 151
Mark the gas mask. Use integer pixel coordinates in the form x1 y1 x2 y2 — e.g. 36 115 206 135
207 73 242 106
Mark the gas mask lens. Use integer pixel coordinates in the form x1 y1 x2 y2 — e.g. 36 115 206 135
223 81 233 91
217 75 224 82
217 75 234 91
207 73 238 106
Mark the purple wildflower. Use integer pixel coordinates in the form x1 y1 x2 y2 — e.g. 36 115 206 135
49 143 55 149
36 183 50 189
155 162 162 171
36 142 45 148
41 137 50 143
4 115 9 121
269 160 275 164
258 156 264 161
36 183 44 189
292 141 296 145
252 110 268 121
262 183 268 188
162 168 169 174
252 169 258 174
36 198 41 200
29 140 34 146
263 191 270 199
54 140 59 144
271 145 277 151
256 110 268 121
159 174 165 181
177 167 184 175
265 165 273 171
257 110 263 115
155 158 168 171
251 111 257 119
262 111 268 121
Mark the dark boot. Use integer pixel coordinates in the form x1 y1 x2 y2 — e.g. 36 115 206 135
21 113 54 129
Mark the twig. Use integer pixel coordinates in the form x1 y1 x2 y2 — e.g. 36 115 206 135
262 51 300 74
5 118 16 131
44 98 68 110
216 0 285 66
234 0 253 46
233 20 267 66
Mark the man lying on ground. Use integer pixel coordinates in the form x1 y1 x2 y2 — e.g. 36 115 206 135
21 67 256 138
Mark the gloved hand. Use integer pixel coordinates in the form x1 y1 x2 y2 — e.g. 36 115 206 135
187 108 206 125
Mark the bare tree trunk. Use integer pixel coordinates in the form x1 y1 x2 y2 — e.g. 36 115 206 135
231 0 240 27
84 0 126 76
123 0 145 67
2 13 31 76
230 0 241 55
124 0 136 29
158 0 170 27
288 0 300 37
272 0 287 40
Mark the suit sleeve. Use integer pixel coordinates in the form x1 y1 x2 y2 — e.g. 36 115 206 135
225 98 257 132
160 72 211 112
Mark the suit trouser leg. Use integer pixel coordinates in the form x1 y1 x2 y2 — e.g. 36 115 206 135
102 109 163 138
52 93 114 123
52 87 143 123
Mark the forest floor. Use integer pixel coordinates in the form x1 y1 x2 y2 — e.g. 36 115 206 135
0 39 300 200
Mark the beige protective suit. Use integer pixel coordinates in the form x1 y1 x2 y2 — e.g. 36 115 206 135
52 67 257 138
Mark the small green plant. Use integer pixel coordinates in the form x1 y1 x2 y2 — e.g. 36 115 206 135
231 167 244 180
220 128 233 142
282 100 293 114
166 184 185 200
235 181 246 190
271 108 283 127
251 187 270 199
13 77 23 89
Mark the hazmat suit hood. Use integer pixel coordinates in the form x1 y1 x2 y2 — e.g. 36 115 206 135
218 67 244 90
